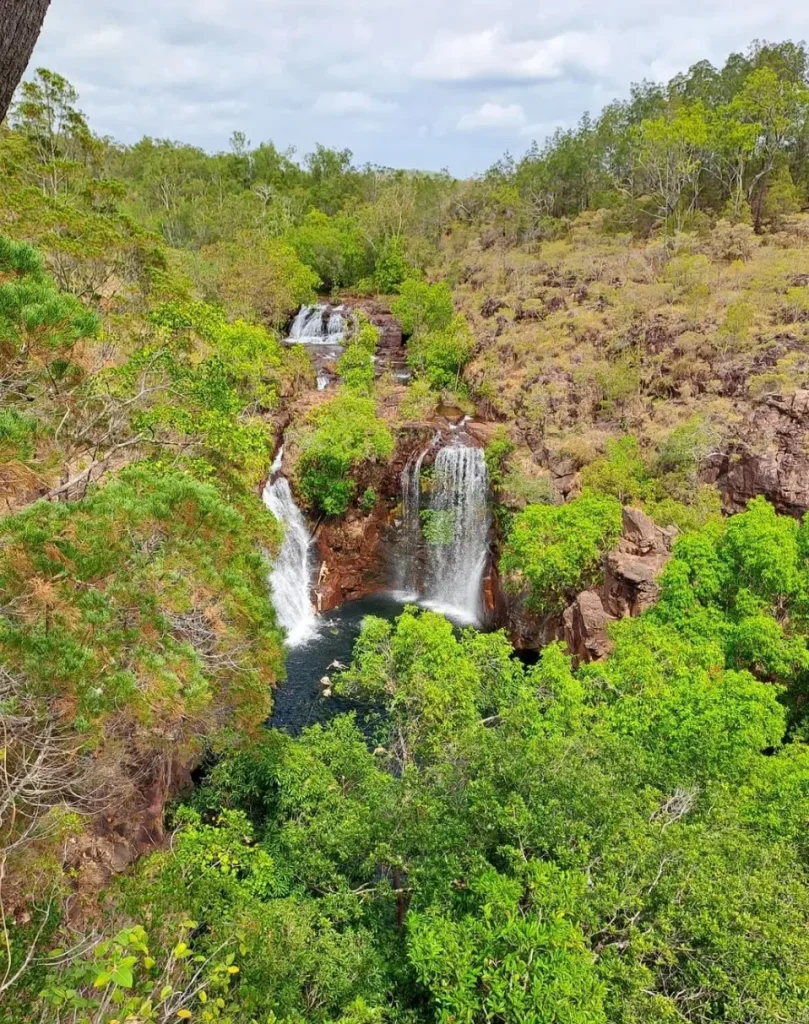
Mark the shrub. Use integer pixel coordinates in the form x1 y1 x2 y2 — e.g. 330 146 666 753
399 377 437 421
373 236 411 293
296 393 394 515
0 463 284 743
392 279 454 337
338 316 379 395
484 430 516 489
0 408 39 463
288 210 372 290
502 493 623 611
580 435 650 504
407 314 476 391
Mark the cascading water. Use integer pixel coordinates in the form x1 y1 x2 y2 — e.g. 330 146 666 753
396 436 439 596
422 445 491 625
262 448 318 647
287 304 352 392
288 304 348 344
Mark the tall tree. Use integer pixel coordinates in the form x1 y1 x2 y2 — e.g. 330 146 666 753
0 0 52 123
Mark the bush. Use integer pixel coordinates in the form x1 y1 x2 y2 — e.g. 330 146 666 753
502 493 623 611
0 463 284 741
296 393 394 515
484 430 516 489
288 210 372 290
407 314 476 391
0 408 39 463
185 235 319 328
338 316 379 395
580 435 650 504
392 279 454 337
373 236 411 293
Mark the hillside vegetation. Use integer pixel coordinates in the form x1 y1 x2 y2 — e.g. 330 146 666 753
4 38 809 1024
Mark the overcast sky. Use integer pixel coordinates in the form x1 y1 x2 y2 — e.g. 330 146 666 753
28 0 809 175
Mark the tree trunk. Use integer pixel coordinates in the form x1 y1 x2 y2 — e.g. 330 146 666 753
0 0 52 123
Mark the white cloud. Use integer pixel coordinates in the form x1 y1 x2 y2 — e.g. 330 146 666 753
24 0 809 173
313 90 397 115
416 26 612 82
457 102 528 131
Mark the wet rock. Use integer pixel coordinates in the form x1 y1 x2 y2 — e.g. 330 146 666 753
315 508 388 612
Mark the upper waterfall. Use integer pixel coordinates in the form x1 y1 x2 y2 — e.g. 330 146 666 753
262 449 318 647
288 304 349 344
396 441 432 597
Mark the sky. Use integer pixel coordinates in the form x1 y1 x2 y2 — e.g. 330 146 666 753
28 0 809 176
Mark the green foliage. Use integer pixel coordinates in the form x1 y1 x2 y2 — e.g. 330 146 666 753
360 487 377 513
114 300 306 489
407 314 476 391
580 436 649 502
27 573 809 1022
502 494 623 611
399 377 438 421
0 463 283 744
420 508 456 545
392 280 454 337
0 408 39 463
373 235 412 293
484 429 516 490
288 210 372 290
184 235 320 328
296 393 394 515
338 317 380 395
652 496 809 703
36 921 245 1022
408 863 605 1024
0 233 100 391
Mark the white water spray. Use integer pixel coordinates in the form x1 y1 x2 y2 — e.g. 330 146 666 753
422 445 491 625
262 448 318 647
288 304 349 344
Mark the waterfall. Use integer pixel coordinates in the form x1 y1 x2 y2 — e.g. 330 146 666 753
262 449 318 647
288 304 348 344
423 445 491 625
396 436 439 596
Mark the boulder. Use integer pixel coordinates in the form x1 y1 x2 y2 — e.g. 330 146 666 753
561 506 676 664
563 590 614 661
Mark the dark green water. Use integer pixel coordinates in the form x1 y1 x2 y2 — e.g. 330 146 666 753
270 592 408 735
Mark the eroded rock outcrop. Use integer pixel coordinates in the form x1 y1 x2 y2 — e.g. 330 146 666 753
562 507 677 664
701 389 809 516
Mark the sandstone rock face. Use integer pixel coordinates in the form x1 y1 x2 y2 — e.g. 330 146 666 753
506 506 676 656
315 507 389 613
550 457 580 502
344 297 407 379
563 590 613 662
59 759 193 926
562 507 677 663
701 390 809 516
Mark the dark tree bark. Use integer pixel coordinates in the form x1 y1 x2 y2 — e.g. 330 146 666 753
0 0 52 123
